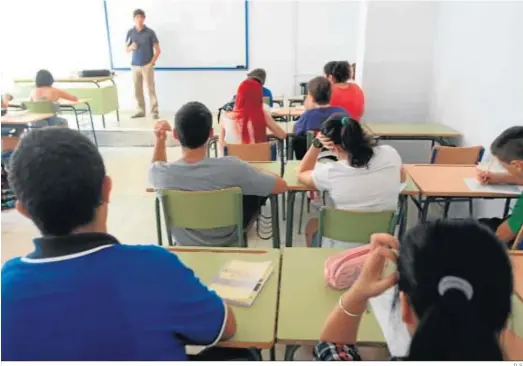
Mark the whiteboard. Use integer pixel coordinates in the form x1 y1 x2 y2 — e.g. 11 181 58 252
104 0 248 70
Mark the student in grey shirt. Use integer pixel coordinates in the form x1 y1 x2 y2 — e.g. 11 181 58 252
149 102 287 246
126 9 161 120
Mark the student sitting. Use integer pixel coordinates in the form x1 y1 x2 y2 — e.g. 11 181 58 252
292 76 347 159
315 220 513 360
30 69 78 127
477 126 523 245
219 78 286 147
149 101 287 247
297 114 403 249
324 61 365 121
2 128 239 361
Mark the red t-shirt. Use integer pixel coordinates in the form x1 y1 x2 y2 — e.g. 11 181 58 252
330 83 365 121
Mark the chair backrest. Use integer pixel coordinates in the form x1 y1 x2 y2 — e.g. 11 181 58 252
430 145 485 165
263 96 271 106
318 207 396 243
159 187 244 246
23 101 58 114
306 130 319 150
226 142 273 162
2 136 20 153
513 226 523 250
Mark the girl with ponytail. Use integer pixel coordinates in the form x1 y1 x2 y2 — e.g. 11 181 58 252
315 219 514 361
297 113 404 248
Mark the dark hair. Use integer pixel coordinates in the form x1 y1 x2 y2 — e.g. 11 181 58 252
398 219 512 360
35 69 54 87
133 8 145 18
331 61 351 83
307 76 332 105
320 113 375 167
9 128 105 236
323 61 337 77
175 101 212 149
491 126 523 163
247 68 266 85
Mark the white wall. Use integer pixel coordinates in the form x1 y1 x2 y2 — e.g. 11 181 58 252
1 0 363 113
429 0 523 217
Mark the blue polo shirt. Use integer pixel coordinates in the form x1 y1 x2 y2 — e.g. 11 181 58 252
126 26 159 66
293 106 347 135
1 233 226 361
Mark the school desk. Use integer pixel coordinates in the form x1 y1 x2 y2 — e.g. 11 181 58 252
9 99 98 147
287 95 305 107
271 107 305 119
364 123 462 146
405 165 520 222
1 111 55 125
13 76 119 128
283 160 420 248
501 251 523 360
169 246 280 355
278 248 385 360
273 96 284 107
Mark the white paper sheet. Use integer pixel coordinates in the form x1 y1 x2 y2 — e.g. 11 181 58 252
369 286 411 357
464 178 523 195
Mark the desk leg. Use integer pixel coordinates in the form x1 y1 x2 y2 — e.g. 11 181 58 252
398 195 408 238
284 345 300 361
155 196 163 246
285 191 297 247
247 349 263 361
68 105 81 132
270 194 280 249
420 197 435 223
503 198 512 218
286 135 293 161
86 103 98 147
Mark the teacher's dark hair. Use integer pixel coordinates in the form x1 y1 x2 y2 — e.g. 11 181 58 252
174 101 212 149
35 69 54 88
320 113 375 167
398 219 512 360
133 9 145 18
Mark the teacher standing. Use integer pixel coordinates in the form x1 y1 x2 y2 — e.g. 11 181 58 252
126 8 161 120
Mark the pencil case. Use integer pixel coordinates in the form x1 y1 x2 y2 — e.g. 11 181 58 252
324 244 371 290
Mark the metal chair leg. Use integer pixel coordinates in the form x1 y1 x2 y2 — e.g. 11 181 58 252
298 192 305 234
468 198 474 217
443 199 451 218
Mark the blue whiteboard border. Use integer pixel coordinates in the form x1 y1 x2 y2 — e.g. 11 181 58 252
103 0 249 71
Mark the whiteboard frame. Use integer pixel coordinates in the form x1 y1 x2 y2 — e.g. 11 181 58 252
103 0 249 71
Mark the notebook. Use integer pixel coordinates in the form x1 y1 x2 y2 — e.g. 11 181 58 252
209 260 273 307
464 178 523 195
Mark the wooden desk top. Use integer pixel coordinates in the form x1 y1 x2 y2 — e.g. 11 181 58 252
9 98 91 108
14 76 114 83
169 247 280 349
287 95 305 102
406 165 521 198
510 251 523 300
277 248 385 345
365 123 462 138
271 107 305 117
1 112 55 125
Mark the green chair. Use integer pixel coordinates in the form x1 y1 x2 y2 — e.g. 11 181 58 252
318 208 397 244
297 130 321 233
23 100 59 114
158 187 245 247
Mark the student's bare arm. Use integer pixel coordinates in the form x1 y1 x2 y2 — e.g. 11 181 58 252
152 121 171 163
496 220 517 242
220 305 237 341
151 43 161 65
264 110 287 140
254 166 288 195
57 89 78 102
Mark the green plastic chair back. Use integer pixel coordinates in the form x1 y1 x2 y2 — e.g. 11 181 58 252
23 101 58 114
318 208 397 244
263 96 271 106
159 187 244 247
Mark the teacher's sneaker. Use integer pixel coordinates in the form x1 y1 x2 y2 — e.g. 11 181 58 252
131 112 145 119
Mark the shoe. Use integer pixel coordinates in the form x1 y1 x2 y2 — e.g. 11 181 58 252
152 113 159 120
131 112 145 119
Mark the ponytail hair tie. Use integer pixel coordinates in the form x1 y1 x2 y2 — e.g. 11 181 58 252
341 117 349 126
438 276 474 301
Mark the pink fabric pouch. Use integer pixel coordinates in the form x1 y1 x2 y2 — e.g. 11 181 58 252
324 244 371 290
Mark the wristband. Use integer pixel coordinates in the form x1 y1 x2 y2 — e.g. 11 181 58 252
338 294 364 317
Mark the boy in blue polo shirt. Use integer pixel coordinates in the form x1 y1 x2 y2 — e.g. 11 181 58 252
1 128 241 361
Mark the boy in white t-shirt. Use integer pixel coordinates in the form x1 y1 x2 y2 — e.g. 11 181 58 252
296 113 405 248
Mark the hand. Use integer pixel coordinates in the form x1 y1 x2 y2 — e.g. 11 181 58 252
351 234 399 301
154 120 171 141
476 169 506 185
316 132 335 151
129 42 138 51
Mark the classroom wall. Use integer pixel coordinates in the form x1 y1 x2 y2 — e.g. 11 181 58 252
429 1 523 217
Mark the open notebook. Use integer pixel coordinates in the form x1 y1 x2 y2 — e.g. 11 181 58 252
464 178 523 195
209 260 273 307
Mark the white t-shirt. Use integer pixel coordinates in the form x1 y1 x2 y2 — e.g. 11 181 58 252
312 145 403 249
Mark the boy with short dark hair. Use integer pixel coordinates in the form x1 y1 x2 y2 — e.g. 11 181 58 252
478 126 523 245
149 101 287 246
2 128 237 360
292 76 346 159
